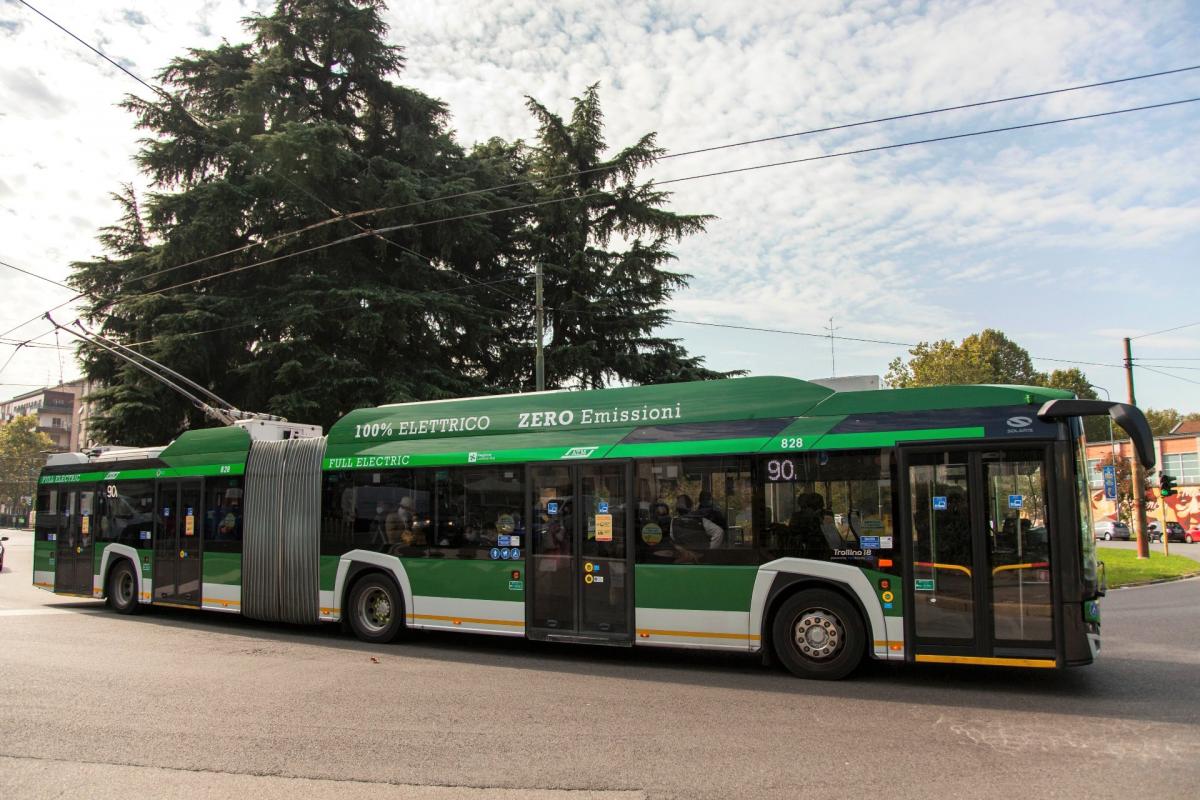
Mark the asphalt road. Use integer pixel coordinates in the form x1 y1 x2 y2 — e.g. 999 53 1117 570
2 527 1198 799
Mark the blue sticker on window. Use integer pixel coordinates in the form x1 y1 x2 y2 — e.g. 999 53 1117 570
499 547 510 560
140 531 151 540
932 496 947 510
510 548 521 560
497 535 511 547
598 501 609 513
547 501 559 515
859 536 880 549
489 548 501 560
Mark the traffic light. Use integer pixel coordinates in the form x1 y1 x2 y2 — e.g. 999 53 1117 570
1159 473 1177 498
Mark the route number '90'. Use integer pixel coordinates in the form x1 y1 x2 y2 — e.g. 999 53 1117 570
766 459 797 482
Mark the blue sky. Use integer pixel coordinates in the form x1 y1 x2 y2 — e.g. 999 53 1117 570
0 0 1197 412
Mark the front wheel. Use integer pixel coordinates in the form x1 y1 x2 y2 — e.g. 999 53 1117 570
1186 535 1194 544
1104 532 1112 541
772 589 865 680
106 560 139 614
348 574 405 643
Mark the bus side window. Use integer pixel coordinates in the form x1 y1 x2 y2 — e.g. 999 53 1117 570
206 479 244 550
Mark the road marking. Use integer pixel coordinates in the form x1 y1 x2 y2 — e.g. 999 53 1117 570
0 607 105 617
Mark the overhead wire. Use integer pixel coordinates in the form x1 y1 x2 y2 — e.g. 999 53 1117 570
0 258 76 292
14 0 1200 385
1131 320 1200 340
1137 364 1200 386
13 9 1198 295
81 95 1200 308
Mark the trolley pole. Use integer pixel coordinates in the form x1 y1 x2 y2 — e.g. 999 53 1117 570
1124 337 1149 560
535 262 545 392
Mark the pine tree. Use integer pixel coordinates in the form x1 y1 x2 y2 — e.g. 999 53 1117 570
517 84 728 389
70 0 526 443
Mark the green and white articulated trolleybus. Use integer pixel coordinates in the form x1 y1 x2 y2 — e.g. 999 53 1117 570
33 376 1156 679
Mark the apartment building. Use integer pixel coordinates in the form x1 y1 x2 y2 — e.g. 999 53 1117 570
0 378 95 452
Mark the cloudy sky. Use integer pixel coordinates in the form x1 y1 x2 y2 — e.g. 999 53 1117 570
1 0 1198 413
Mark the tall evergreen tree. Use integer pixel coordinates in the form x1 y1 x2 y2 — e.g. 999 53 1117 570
71 0 527 443
517 84 728 389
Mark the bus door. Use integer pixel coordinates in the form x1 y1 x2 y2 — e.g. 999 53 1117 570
54 488 95 596
527 462 633 644
153 479 203 605
899 445 1057 665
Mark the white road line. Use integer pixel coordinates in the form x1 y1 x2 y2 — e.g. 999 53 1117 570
0 607 105 617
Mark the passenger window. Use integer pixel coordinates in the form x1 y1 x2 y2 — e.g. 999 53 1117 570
102 482 156 546
635 457 755 564
204 478 245 551
760 450 895 568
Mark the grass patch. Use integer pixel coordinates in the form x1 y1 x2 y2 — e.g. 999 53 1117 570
1097 547 1200 588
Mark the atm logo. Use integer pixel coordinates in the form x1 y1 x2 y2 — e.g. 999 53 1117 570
561 447 599 459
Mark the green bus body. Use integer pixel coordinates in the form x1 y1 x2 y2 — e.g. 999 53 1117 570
33 376 1105 677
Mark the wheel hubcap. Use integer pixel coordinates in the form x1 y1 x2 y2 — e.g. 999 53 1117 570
360 587 393 634
793 608 844 660
118 572 134 605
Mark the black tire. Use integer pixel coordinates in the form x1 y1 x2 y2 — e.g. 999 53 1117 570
347 574 405 643
771 589 865 680
106 560 139 615
1186 535 1194 544
1103 532 1112 541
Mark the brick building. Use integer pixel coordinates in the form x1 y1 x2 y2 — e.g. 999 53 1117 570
1086 423 1200 532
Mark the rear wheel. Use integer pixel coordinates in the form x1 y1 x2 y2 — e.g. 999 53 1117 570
1187 535 1194 544
348 574 405 643
106 560 139 614
1103 532 1112 541
772 589 865 680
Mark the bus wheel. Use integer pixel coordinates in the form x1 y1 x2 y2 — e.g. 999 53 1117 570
772 589 864 680
348 575 405 643
106 561 139 615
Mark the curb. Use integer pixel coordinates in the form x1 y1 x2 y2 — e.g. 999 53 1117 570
1110 573 1200 590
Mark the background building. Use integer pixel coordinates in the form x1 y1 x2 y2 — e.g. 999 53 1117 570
0 378 95 452
1087 425 1200 532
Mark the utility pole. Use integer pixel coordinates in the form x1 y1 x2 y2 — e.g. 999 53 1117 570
825 317 839 377
535 263 545 392
1124 337 1149 559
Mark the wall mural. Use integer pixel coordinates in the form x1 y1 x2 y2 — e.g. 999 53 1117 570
1091 486 1200 531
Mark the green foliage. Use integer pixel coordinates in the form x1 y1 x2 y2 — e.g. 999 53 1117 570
884 330 1124 442
1096 546 1200 587
1143 408 1195 437
885 329 1042 388
0 415 54 517
70 2 718 445
514 84 729 389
